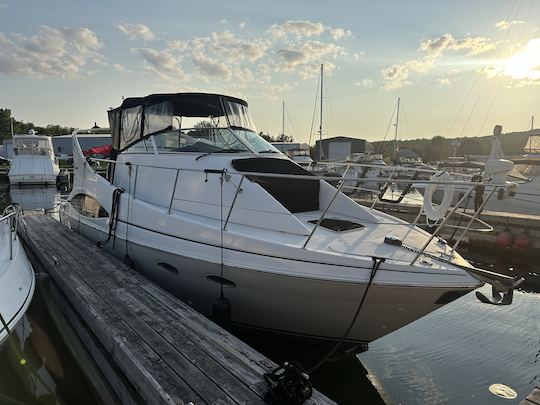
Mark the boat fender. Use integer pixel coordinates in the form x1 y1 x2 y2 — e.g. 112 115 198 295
514 231 531 249
495 229 512 248
264 361 313 405
497 188 505 200
423 171 454 221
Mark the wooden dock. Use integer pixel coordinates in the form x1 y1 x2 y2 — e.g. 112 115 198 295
521 386 540 405
19 214 335 405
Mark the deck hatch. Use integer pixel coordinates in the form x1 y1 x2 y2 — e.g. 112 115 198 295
308 218 364 232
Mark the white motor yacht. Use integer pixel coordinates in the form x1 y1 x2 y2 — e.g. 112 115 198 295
0 205 35 348
8 129 60 186
60 93 519 351
416 128 539 216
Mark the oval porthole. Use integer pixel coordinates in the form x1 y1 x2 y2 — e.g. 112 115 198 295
157 262 179 275
206 275 236 288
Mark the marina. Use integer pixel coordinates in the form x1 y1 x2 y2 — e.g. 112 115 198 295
0 2 539 403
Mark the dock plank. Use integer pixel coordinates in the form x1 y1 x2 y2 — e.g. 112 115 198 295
20 214 335 405
32 215 266 403
521 386 540 405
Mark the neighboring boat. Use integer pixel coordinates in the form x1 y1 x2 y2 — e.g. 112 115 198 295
0 205 35 349
416 128 540 216
60 93 519 351
8 129 60 186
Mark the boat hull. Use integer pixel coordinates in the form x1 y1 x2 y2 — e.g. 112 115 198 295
65 215 475 345
0 231 36 349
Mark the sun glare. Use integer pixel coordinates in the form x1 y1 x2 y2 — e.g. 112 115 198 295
499 38 540 80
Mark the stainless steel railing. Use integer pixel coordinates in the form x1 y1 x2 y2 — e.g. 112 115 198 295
86 157 514 266
1 205 21 261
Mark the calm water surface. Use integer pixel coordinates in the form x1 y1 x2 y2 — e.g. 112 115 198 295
0 185 538 404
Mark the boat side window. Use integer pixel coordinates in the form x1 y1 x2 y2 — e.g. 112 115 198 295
70 194 109 218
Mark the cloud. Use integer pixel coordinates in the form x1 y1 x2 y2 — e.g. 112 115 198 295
495 20 524 31
192 54 231 79
117 23 155 41
131 20 351 98
382 33 496 89
136 47 187 82
419 33 495 56
0 25 103 79
273 40 344 79
269 20 326 39
437 77 452 86
355 79 375 87
113 63 129 73
269 20 351 41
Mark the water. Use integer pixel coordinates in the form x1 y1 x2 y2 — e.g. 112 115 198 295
0 185 538 404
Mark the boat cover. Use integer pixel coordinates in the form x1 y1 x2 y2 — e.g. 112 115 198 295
108 93 253 152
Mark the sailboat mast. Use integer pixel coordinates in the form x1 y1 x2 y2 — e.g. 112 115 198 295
319 63 324 160
393 97 400 162
532 115 534 131
282 100 285 145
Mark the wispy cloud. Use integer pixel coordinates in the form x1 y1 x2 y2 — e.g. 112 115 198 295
495 20 525 31
0 26 103 79
381 33 496 89
117 23 155 41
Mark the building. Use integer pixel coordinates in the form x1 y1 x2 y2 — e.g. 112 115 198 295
314 136 373 161
1 134 112 159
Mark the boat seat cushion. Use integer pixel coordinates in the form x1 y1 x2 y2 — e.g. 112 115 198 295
231 158 320 213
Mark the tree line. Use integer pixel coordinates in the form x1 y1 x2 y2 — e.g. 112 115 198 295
373 130 535 162
0 108 76 140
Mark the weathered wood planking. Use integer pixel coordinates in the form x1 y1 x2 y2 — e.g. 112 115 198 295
521 386 540 405
20 214 335 405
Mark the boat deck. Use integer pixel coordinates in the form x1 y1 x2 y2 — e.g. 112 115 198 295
19 214 334 404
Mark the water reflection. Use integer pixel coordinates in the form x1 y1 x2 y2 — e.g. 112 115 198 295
9 186 61 212
0 277 103 405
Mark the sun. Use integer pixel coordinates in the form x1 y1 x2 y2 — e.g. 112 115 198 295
498 38 540 81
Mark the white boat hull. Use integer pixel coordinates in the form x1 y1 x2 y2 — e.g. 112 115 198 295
63 210 477 345
0 216 36 348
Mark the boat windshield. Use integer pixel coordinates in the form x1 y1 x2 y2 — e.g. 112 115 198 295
13 138 52 156
127 127 280 154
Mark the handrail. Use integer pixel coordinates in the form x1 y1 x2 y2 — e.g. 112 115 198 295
86 158 513 188
85 157 515 265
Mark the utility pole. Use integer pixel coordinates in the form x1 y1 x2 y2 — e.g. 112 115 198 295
10 117 14 137
319 63 323 160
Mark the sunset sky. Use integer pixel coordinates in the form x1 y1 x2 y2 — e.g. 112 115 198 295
0 0 539 144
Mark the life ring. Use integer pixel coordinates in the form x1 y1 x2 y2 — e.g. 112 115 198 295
423 171 454 221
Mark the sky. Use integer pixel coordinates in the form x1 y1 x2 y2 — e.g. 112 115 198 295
0 0 539 144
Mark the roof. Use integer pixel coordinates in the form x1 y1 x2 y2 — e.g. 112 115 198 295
316 136 367 143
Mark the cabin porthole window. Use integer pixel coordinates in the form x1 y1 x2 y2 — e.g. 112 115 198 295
70 194 108 218
157 262 179 275
206 275 236 288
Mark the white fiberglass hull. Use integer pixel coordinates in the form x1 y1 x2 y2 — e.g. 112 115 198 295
8 155 59 186
62 209 479 345
0 220 36 348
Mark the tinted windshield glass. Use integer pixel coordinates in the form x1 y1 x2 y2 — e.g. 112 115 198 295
233 130 280 153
